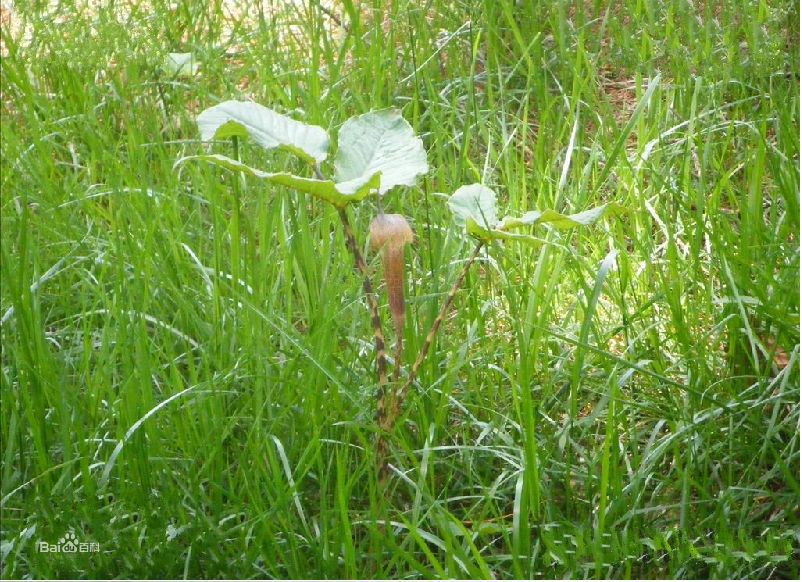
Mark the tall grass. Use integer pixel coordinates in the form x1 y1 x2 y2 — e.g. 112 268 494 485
1 0 799 578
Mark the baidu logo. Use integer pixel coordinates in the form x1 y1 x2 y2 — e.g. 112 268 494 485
37 530 100 553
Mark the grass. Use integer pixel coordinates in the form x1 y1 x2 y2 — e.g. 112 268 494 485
1 0 799 578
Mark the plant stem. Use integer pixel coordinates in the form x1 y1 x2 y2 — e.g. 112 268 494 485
336 207 389 389
392 338 404 383
377 241 484 480
316 161 389 390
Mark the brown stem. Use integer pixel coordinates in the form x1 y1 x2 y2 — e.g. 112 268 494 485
377 241 484 481
336 207 389 389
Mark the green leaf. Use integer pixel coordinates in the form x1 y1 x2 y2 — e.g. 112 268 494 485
175 154 379 207
163 53 198 77
447 183 625 243
447 184 498 229
334 110 428 195
495 210 542 230
465 218 544 245
497 203 627 231
196 101 329 163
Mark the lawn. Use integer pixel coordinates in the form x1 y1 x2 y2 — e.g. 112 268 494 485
1 0 799 578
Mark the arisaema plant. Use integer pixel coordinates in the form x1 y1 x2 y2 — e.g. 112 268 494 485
175 101 623 480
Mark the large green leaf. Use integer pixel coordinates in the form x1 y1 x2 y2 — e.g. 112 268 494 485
447 183 625 243
175 154 379 207
334 110 428 195
447 184 498 229
197 101 329 163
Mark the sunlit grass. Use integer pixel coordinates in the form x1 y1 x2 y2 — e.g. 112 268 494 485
1 0 799 578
